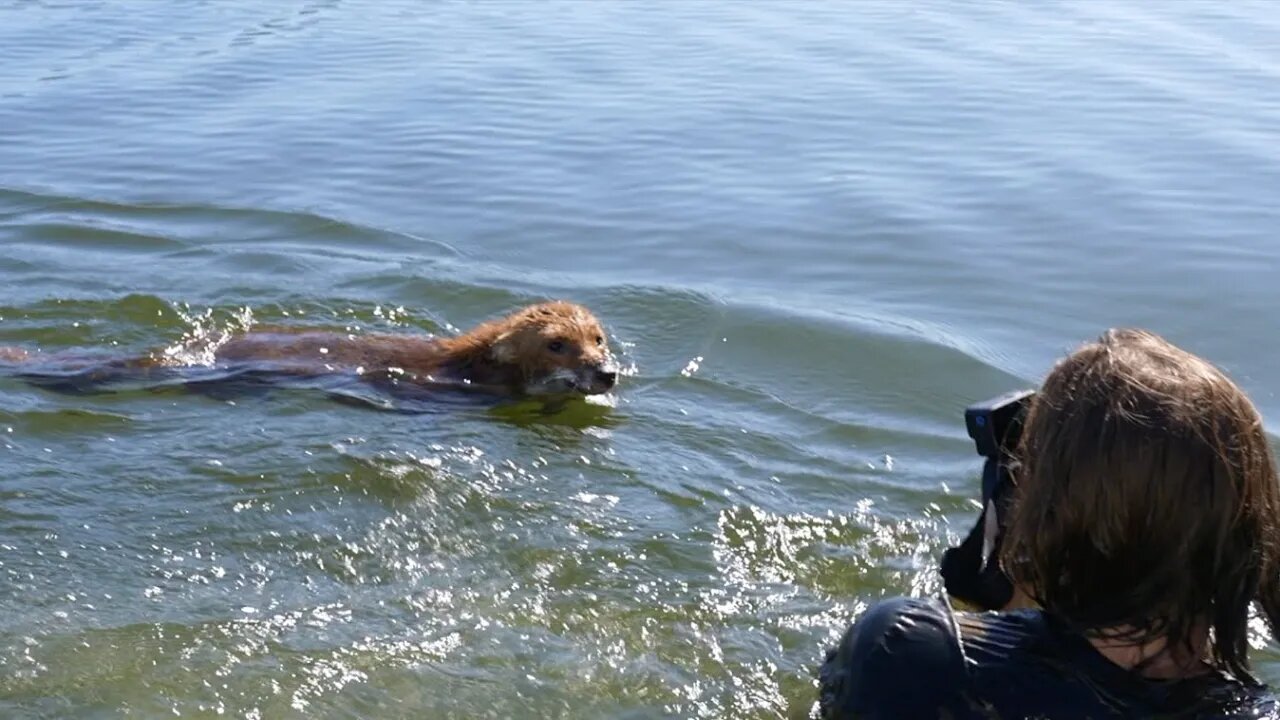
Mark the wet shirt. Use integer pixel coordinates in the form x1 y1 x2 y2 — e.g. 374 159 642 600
818 596 1278 719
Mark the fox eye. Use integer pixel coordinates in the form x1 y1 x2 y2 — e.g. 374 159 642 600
595 335 605 346
547 340 566 353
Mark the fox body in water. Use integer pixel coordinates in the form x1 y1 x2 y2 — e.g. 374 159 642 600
0 301 620 398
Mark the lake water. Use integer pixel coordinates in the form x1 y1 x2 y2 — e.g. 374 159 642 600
3 1 1280 717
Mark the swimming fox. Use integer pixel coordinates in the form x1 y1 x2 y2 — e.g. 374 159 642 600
1 301 620 397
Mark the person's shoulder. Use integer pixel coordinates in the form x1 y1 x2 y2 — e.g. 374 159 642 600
819 596 966 719
837 595 959 656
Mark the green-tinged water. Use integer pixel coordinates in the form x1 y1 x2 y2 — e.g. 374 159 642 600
3 1 1280 717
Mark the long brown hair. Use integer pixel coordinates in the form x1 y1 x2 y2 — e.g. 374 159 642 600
1001 328 1280 680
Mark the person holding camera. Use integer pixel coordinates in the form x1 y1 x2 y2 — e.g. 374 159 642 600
818 328 1280 718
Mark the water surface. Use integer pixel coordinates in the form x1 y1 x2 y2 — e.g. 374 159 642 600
3 1 1280 717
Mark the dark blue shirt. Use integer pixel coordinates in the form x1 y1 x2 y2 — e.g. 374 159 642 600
819 596 1277 719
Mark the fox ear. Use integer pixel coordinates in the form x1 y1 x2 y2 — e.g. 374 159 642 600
489 331 517 363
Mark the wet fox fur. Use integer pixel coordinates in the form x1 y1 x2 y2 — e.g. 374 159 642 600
1 301 620 397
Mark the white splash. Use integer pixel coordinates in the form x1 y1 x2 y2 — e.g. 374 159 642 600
681 356 703 377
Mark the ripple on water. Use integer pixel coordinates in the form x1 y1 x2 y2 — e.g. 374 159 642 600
0 367 952 717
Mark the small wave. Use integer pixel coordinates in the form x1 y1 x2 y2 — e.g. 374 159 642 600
0 185 461 259
0 408 133 436
0 221 186 254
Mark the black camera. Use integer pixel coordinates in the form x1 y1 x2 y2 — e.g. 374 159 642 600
939 389 1035 610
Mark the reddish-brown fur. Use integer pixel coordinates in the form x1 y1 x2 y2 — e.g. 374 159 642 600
0 301 619 397
209 300 619 395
